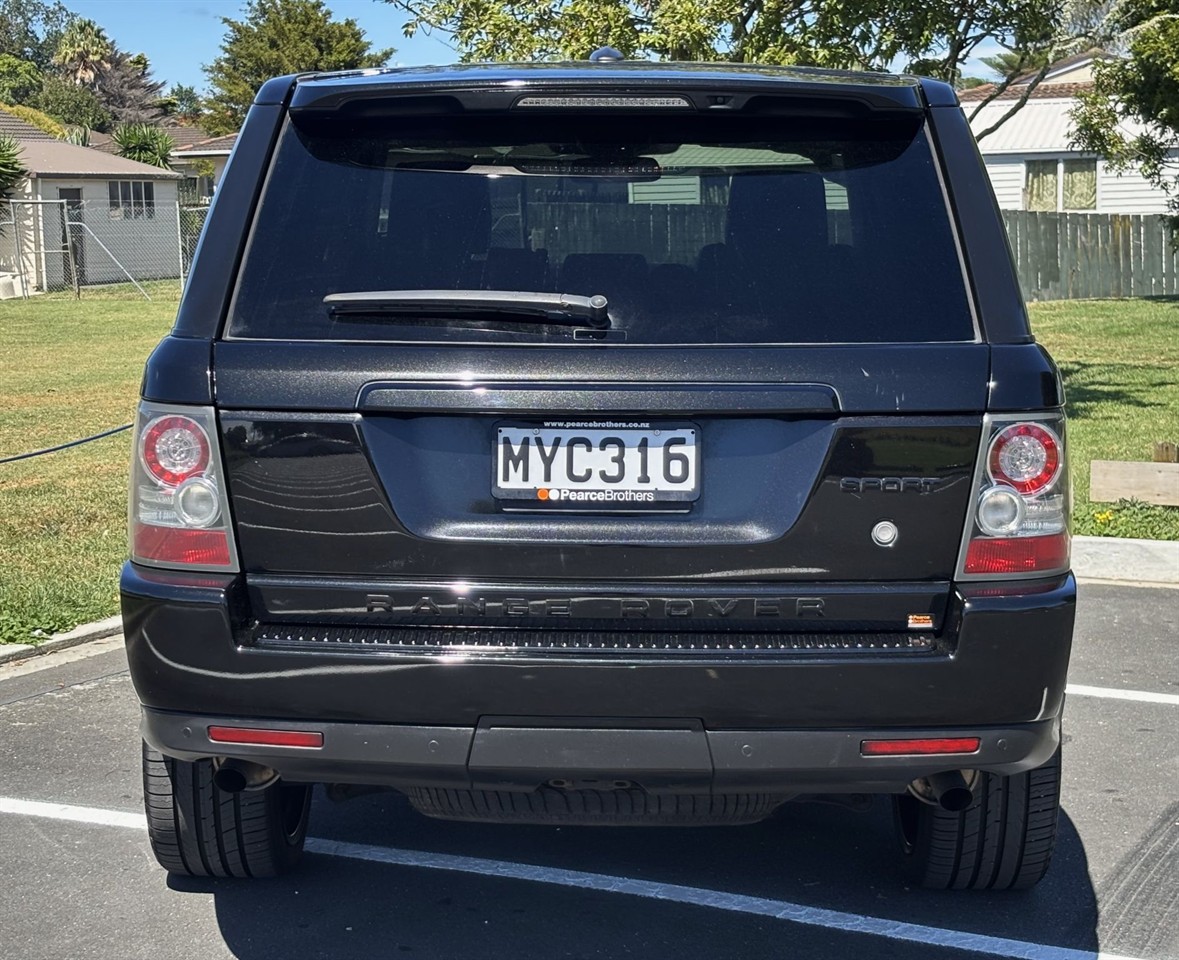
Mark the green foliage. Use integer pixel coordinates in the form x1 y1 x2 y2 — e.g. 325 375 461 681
0 133 27 197
92 49 166 125
204 0 394 135
0 0 72 69
0 52 40 102
1071 1 1179 220
29 74 112 129
165 83 204 124
52 16 112 84
62 123 88 144
1076 499 1179 539
387 0 1066 79
112 122 175 168
0 100 65 136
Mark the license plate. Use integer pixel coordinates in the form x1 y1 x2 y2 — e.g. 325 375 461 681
494 422 700 507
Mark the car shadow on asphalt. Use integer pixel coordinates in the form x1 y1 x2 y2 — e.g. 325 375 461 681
169 791 1099 960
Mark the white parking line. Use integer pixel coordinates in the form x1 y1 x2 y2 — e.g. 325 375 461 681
1066 684 1179 706
0 795 1143 960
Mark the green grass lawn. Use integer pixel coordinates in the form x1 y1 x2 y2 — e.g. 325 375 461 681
0 295 1176 644
0 297 174 643
1029 299 1179 539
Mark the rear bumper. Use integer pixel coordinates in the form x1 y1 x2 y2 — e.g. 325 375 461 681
121 561 1075 736
141 707 1061 794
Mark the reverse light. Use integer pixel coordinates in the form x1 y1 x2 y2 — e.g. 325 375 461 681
129 403 238 572
958 415 1070 580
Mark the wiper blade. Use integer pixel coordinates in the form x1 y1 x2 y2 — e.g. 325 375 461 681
323 290 611 330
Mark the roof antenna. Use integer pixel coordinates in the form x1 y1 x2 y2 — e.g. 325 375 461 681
589 46 624 62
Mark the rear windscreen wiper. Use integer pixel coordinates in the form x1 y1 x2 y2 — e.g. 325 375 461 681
323 290 611 330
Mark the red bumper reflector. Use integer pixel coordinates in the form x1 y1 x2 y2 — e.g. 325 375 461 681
208 726 324 748
964 533 1068 575
861 737 981 757
134 523 231 567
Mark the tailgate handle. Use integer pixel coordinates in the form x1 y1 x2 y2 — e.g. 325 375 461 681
357 380 840 414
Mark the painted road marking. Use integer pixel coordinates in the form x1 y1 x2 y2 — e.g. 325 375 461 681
1066 684 1179 706
0 796 1143 960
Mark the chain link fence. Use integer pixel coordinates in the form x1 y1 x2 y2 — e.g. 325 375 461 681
0 198 209 302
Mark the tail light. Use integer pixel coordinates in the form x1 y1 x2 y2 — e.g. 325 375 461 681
957 414 1069 579
128 403 238 572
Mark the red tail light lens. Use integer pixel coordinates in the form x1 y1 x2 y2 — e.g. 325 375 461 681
133 523 231 567
987 423 1060 495
964 533 1069 575
142 415 210 486
208 726 324 748
861 737 981 757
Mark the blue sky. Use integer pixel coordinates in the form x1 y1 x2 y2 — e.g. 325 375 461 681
66 0 1000 95
67 0 457 92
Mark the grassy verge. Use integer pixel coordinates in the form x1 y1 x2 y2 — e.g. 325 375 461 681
1029 299 1179 539
0 297 173 643
0 296 1175 644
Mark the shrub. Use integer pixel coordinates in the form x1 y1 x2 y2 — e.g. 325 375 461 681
0 101 65 138
112 122 174 168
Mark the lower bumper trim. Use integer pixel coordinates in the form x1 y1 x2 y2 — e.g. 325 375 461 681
141 708 1061 795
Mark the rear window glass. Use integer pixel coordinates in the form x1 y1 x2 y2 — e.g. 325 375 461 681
229 111 974 344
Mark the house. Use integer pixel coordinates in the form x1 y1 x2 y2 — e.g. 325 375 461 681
90 125 238 203
0 110 182 295
963 52 1178 215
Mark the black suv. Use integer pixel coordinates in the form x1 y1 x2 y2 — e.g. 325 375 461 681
121 60 1074 890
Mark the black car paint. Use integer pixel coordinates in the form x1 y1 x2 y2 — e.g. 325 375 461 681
124 63 1073 799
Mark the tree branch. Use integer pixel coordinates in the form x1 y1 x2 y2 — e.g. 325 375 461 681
971 61 1052 142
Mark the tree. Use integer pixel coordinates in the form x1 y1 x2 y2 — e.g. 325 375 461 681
0 52 40 102
164 83 204 124
0 133 27 199
1071 1 1179 219
52 16 112 85
0 0 71 69
29 73 112 129
204 0 395 135
112 122 174 168
91 49 166 125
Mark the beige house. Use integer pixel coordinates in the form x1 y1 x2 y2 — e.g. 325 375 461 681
963 53 1178 215
1 113 182 295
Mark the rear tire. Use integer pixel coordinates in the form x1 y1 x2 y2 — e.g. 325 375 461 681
893 748 1061 890
142 742 312 878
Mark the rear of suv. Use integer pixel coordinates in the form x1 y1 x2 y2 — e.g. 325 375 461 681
121 60 1074 890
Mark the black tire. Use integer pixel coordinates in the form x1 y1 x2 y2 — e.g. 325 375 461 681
893 748 1062 890
142 742 312 878
408 786 783 825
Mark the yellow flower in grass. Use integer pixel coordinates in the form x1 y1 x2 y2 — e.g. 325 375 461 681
1093 510 1114 525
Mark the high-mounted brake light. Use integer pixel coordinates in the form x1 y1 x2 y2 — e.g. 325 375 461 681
958 415 1069 580
129 403 238 572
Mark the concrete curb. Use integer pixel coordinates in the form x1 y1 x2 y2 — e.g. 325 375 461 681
0 537 1175 667
0 615 123 667
1072 536 1179 585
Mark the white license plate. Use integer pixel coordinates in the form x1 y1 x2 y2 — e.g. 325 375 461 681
494 423 700 506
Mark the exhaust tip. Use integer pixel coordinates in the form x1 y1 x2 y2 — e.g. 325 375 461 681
938 786 975 812
213 759 278 793
213 765 248 793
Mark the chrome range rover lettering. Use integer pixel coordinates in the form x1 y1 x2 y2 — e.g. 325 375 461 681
364 593 827 618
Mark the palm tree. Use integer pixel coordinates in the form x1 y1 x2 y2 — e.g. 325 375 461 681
53 18 113 86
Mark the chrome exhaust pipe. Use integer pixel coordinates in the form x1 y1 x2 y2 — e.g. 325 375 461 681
213 759 279 793
925 770 975 812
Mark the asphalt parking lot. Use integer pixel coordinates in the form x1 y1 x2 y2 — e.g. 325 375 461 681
1 580 1176 960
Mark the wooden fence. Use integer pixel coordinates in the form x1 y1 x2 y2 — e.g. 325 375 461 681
1003 210 1179 301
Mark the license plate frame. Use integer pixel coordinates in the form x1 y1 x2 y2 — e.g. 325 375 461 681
492 420 701 510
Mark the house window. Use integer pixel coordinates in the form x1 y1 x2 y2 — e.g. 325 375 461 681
1024 159 1097 211
1062 160 1097 210
1025 160 1058 211
108 180 156 219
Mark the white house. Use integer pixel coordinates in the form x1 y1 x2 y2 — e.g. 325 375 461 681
963 53 1178 215
0 110 183 294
